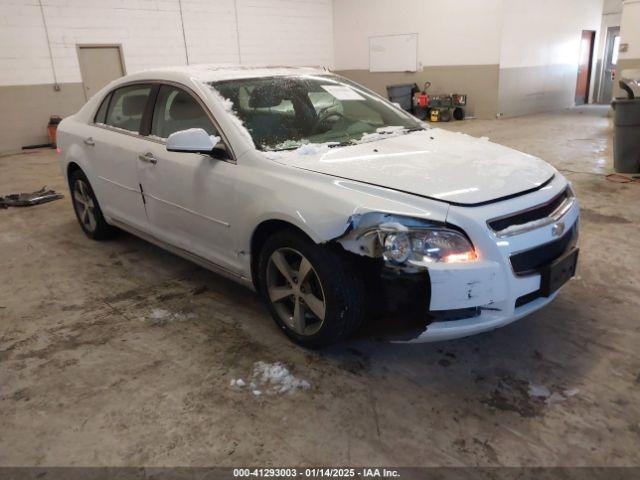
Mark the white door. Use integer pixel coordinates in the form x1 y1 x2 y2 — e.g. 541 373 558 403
137 85 239 271
89 84 152 230
77 46 124 101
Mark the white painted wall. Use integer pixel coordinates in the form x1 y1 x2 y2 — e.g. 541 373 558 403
497 0 604 116
0 0 334 87
333 0 604 115
499 0 603 69
333 0 504 70
619 0 640 60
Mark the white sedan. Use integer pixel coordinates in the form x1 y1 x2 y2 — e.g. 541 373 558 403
57 65 579 347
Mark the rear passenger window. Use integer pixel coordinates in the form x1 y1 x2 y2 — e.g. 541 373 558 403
105 84 152 133
151 85 216 139
94 93 111 124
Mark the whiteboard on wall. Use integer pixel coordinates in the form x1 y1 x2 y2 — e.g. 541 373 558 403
369 33 418 72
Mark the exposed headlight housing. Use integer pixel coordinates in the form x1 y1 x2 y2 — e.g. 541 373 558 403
382 232 412 264
379 228 477 266
335 213 478 271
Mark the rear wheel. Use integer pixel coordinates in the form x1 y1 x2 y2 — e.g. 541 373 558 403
258 230 366 347
69 169 116 240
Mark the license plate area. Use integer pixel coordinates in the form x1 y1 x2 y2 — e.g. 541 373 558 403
540 248 579 296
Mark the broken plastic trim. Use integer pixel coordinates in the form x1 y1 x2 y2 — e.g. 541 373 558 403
0 186 64 209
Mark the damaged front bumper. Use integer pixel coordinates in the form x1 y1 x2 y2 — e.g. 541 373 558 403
406 291 560 342
333 175 580 343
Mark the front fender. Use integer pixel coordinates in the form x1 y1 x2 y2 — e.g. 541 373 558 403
234 157 450 265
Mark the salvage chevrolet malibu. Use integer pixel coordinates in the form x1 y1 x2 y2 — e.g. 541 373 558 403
57 66 579 346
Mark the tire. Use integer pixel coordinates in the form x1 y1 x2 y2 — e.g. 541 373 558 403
257 229 366 347
69 169 117 240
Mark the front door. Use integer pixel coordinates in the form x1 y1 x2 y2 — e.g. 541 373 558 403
77 46 125 101
89 83 152 230
137 84 239 272
575 30 595 105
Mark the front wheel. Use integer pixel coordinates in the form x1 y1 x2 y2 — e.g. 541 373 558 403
258 230 366 347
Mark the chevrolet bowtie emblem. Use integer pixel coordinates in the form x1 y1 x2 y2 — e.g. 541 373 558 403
551 222 565 237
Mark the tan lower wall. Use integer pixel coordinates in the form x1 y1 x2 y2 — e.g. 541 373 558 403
0 83 86 155
618 58 640 73
334 65 500 119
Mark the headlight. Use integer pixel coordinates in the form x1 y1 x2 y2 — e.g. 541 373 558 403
380 228 477 265
382 232 412 264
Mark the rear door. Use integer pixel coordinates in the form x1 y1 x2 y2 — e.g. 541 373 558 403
89 83 153 230
137 84 239 272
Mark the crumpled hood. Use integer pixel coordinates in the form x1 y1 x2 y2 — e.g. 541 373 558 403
272 129 556 205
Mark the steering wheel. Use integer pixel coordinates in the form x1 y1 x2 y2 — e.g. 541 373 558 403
312 109 345 134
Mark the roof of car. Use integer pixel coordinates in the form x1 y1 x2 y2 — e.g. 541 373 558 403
124 64 330 84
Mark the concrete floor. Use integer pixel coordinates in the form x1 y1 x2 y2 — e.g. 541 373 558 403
1 106 639 467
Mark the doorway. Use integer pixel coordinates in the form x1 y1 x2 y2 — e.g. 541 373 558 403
599 26 621 103
77 45 125 101
575 30 596 105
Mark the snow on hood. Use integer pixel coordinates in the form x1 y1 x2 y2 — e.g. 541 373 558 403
269 129 556 206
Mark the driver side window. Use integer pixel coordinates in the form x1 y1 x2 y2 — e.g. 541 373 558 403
151 85 217 140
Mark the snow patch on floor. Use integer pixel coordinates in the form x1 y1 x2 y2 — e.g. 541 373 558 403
230 378 246 388
527 383 551 398
230 361 311 396
148 308 196 325
528 382 580 404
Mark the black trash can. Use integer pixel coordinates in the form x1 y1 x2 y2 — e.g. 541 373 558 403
612 80 640 173
386 83 417 113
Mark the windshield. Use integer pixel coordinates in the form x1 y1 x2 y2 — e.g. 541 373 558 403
209 74 424 151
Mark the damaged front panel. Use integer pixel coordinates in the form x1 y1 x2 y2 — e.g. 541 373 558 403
333 211 506 312
333 211 437 261
427 261 506 311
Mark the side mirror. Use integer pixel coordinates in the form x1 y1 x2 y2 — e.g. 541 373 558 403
166 128 228 159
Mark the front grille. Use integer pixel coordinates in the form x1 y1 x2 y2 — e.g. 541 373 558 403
488 188 570 233
510 223 578 276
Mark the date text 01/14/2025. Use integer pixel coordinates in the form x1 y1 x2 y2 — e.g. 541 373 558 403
232 467 400 478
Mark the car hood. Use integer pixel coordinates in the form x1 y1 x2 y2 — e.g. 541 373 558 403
271 129 556 205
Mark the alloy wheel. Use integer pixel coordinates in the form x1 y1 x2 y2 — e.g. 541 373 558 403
73 179 97 233
266 247 326 336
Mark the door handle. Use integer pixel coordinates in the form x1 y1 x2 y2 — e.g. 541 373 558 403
83 137 95 146
138 152 158 165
